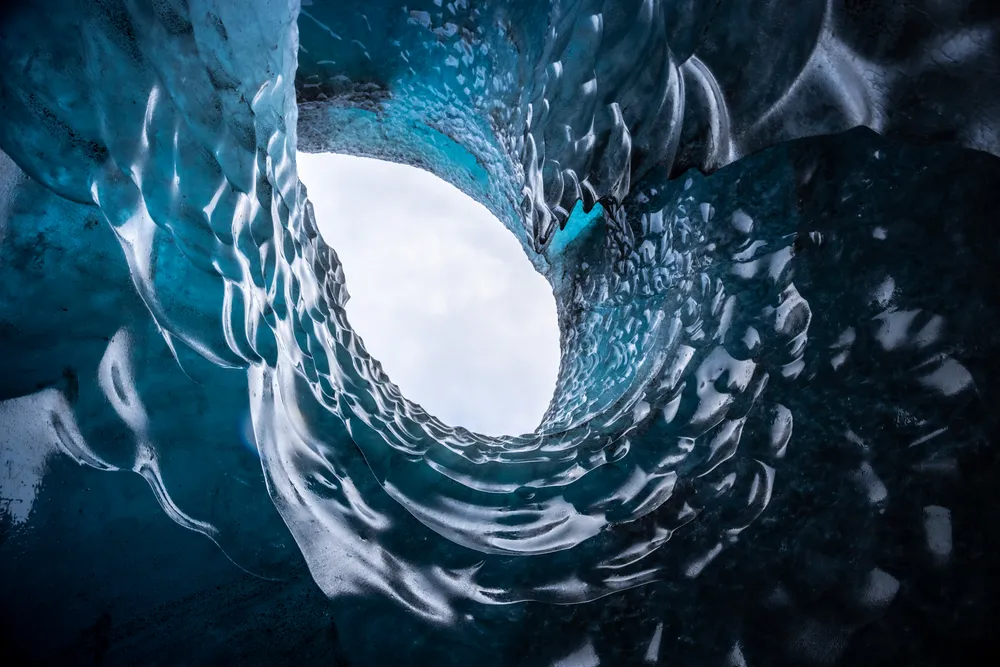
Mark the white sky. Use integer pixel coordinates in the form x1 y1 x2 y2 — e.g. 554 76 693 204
297 153 561 436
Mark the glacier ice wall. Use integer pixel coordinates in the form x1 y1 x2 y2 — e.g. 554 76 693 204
1 0 1000 665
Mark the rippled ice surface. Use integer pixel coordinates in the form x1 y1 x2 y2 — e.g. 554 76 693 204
2 1 1000 665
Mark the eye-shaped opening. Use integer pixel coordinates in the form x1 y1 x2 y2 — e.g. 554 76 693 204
297 151 561 436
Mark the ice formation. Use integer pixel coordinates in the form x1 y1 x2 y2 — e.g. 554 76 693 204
1 1 1000 664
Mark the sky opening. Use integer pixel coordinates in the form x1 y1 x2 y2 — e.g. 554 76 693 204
298 152 561 436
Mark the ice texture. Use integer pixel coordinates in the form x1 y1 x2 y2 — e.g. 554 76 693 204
1 1 1000 665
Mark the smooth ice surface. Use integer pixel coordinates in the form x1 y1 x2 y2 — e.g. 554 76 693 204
297 152 560 436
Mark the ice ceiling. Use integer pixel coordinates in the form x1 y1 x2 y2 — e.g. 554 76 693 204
1 1 1000 665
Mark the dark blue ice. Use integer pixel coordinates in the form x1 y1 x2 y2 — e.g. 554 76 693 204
1 1 999 665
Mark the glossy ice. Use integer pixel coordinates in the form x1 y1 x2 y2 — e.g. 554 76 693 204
1 1 999 665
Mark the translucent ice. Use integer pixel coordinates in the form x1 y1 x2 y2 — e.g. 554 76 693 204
1 1 1000 664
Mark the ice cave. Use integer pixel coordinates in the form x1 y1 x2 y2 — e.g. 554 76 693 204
1 1 1000 665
